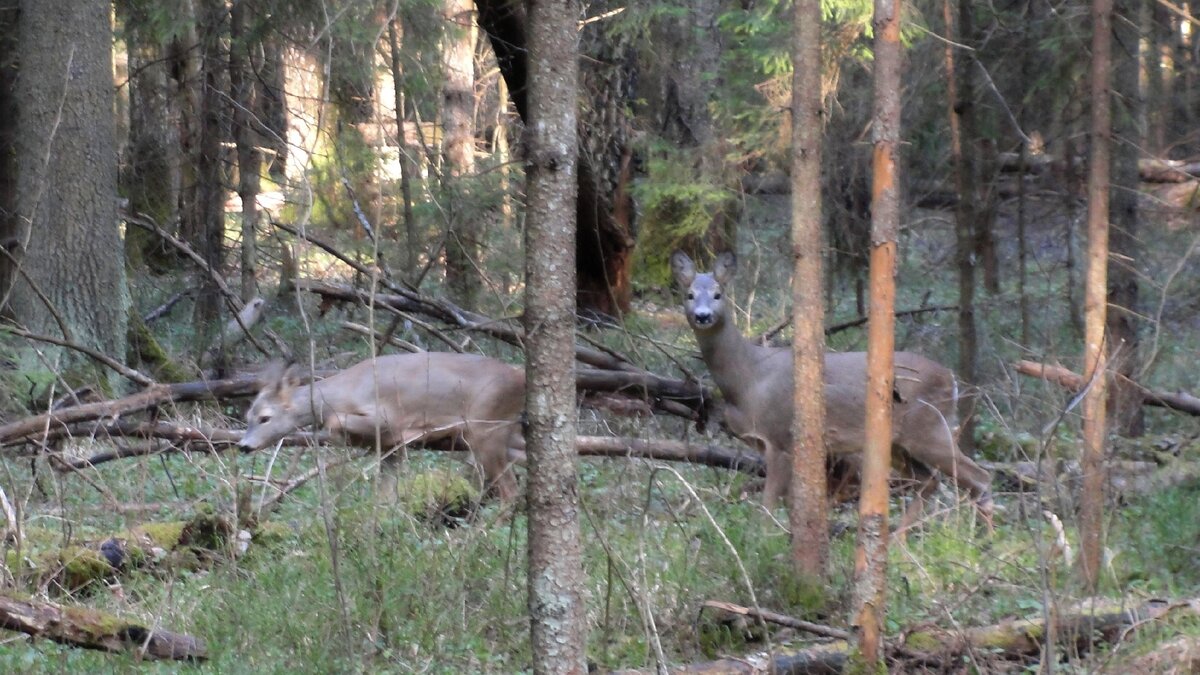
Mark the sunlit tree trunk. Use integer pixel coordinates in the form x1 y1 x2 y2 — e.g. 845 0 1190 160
9 0 129 375
524 0 587 670
1081 0 1113 592
852 0 901 667
789 0 828 582
442 0 480 307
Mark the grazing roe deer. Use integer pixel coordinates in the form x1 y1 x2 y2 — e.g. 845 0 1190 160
671 251 992 525
238 352 526 499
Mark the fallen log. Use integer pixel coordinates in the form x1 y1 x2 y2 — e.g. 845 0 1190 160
0 376 261 447
575 436 764 475
0 592 206 661
1015 359 1200 417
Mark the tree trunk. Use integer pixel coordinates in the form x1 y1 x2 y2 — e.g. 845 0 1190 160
1108 0 1144 437
257 33 288 182
442 0 480 308
8 0 129 378
230 0 261 303
118 0 182 274
852 0 902 667
524 0 587 669
0 5 16 315
388 19 420 275
190 0 228 358
789 0 828 582
477 0 637 318
946 0 979 456
1081 0 1113 593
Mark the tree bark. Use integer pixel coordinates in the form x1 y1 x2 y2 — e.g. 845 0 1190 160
1108 0 1144 437
257 33 288 181
230 0 261 303
1081 0 1114 593
852 0 902 668
8 0 129 377
946 0 979 455
190 0 228 358
118 0 182 274
0 4 16 314
442 0 481 308
523 0 587 670
388 19 420 274
477 0 637 317
789 0 828 581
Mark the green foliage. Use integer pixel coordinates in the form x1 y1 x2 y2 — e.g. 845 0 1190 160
631 152 735 289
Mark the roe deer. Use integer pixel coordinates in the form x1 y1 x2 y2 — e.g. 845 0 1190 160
239 352 526 499
671 251 992 526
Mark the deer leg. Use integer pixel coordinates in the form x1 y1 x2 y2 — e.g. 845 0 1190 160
893 473 940 543
762 443 790 510
465 426 519 502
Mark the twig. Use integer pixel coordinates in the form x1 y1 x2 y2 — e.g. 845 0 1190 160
700 600 850 641
2 323 154 386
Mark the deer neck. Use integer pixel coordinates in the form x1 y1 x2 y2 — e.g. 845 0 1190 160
287 384 322 429
694 318 766 405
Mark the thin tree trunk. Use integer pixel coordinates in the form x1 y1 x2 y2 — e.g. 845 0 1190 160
0 5 17 313
388 19 419 275
946 0 978 455
524 0 587 670
1108 0 1144 437
191 0 228 358
1081 0 1114 592
442 0 480 308
789 0 828 582
852 0 902 667
257 33 288 182
230 0 260 303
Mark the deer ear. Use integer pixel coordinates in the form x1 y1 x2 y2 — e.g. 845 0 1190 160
279 362 304 394
670 251 696 288
258 361 287 389
713 252 737 284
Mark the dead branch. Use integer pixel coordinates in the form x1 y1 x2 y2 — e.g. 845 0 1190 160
701 600 850 641
0 592 206 661
0 376 261 447
142 288 195 323
575 436 764 475
2 324 154 386
1015 359 1200 416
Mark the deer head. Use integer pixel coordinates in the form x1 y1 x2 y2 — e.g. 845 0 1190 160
670 250 737 333
239 362 306 451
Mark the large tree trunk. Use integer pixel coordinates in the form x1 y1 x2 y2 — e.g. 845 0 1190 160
0 5 16 314
852 0 902 668
1107 0 1144 437
8 0 129 378
1081 0 1114 593
523 0 587 669
388 19 420 274
442 0 481 308
789 0 828 582
476 0 636 318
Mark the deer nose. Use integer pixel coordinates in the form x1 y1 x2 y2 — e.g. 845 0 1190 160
692 308 713 325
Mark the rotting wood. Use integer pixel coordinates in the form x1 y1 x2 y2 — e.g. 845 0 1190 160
0 592 206 661
701 600 849 641
1015 359 1200 416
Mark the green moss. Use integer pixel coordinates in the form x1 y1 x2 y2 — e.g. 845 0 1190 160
393 470 480 525
251 521 294 546
41 546 113 592
128 521 187 549
178 509 235 551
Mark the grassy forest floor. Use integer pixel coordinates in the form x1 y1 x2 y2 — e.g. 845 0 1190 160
0 192 1199 672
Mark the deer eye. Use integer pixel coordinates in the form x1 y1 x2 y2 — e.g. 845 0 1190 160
713 292 722 300
687 292 695 300
257 415 271 425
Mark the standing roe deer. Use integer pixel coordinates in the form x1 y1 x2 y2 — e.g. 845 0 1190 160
238 352 526 499
671 251 992 525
